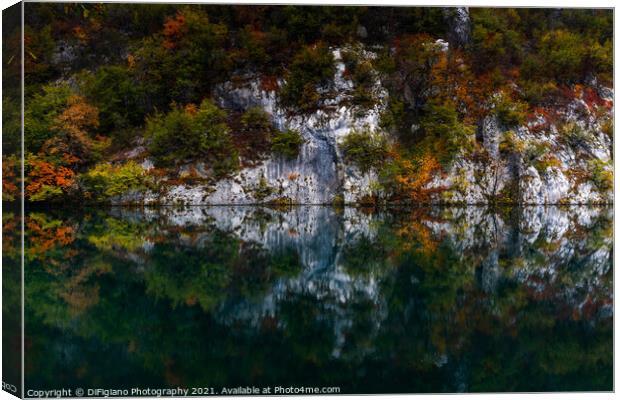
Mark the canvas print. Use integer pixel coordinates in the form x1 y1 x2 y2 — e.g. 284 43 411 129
1 1 613 396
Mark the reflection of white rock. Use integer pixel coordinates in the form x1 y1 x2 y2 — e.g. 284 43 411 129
108 204 613 355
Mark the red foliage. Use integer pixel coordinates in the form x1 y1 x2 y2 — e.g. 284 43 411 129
259 74 279 92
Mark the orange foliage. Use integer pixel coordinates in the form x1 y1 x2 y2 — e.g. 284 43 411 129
72 26 88 42
44 95 100 163
184 103 198 115
55 95 99 135
163 13 187 49
390 150 443 202
25 215 75 261
2 157 20 201
127 53 136 69
59 263 108 316
396 220 438 256
25 158 75 199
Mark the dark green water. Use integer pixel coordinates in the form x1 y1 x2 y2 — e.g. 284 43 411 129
6 206 613 394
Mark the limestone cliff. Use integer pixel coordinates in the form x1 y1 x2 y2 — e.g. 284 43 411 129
111 41 613 206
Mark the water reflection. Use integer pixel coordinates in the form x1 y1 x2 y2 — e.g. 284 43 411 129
11 206 612 392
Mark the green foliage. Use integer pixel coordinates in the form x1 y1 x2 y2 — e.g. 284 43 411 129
2 96 22 155
520 80 560 106
600 119 613 141
380 97 405 132
534 156 562 175
498 131 525 154
279 5 360 44
560 122 593 147
17 5 615 204
379 34 445 115
240 107 272 133
133 8 230 108
340 128 389 173
588 159 613 192
24 83 72 152
80 161 145 201
470 9 524 71
523 142 550 167
29 185 64 202
254 174 274 201
146 99 238 176
418 102 475 165
492 92 528 127
279 43 335 113
82 65 146 134
331 194 345 206
342 46 379 110
271 129 304 159
23 24 57 87
522 29 612 85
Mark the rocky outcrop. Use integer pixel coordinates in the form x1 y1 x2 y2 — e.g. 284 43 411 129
113 47 387 205
443 7 471 48
110 43 612 206
427 93 613 205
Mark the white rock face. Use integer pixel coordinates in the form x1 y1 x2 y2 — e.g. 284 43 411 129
110 48 612 205
443 7 471 47
117 47 388 205
426 92 613 205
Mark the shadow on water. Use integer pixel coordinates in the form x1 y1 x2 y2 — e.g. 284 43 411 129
5 205 612 393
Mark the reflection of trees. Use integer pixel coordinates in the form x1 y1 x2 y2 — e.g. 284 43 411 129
2 211 23 391
24 206 612 392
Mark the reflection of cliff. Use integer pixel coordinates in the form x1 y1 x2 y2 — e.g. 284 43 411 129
423 206 613 319
23 206 613 391
106 206 613 357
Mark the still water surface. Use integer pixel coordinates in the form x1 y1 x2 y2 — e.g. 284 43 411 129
8 206 613 393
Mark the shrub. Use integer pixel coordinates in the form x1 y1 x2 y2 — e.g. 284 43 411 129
24 83 72 152
253 173 274 201
342 47 379 110
379 97 405 132
589 159 613 192
82 65 147 133
534 156 562 174
146 99 238 176
271 129 304 159
279 43 335 113
492 92 528 127
600 119 613 141
499 131 525 154
377 147 441 203
24 154 76 202
133 9 230 107
537 30 588 83
229 107 274 162
340 128 388 173
47 95 102 164
418 102 475 166
80 161 145 201
240 107 272 133
2 156 20 201
470 9 523 72
560 121 593 147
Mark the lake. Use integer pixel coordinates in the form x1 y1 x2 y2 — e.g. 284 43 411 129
5 205 613 393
